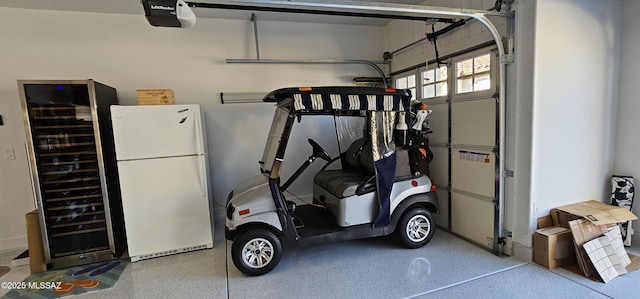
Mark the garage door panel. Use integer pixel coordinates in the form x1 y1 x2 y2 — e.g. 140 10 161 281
429 146 448 188
451 191 494 249
425 103 448 146
451 98 495 147
451 149 495 198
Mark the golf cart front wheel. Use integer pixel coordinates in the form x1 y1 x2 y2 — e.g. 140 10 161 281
231 228 282 276
397 207 435 249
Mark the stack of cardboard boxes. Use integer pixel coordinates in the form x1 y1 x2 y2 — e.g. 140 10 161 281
534 200 638 283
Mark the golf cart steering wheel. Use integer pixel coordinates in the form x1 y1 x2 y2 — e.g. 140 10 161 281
308 138 332 162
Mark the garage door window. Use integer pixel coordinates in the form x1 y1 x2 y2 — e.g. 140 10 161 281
395 74 416 101
422 65 448 99
456 53 491 94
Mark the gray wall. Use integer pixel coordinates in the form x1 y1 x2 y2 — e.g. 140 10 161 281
617 0 640 245
528 0 621 236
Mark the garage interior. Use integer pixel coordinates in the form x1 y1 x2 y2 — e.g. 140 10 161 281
1 0 640 298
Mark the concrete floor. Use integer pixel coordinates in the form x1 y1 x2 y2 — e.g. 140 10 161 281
2 221 640 298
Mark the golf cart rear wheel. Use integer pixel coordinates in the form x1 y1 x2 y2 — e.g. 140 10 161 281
397 207 435 249
231 228 282 276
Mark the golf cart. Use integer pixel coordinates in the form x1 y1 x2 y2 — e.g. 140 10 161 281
225 86 438 276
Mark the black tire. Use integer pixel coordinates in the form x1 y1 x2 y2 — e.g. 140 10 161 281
231 228 282 276
396 207 435 249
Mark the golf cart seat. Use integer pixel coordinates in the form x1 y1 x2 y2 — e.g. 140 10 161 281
314 171 372 198
314 138 375 199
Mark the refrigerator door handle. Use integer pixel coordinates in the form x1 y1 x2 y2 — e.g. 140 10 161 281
194 110 206 197
194 108 204 156
198 155 206 197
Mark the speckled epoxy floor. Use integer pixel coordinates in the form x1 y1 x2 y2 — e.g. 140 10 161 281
2 221 640 298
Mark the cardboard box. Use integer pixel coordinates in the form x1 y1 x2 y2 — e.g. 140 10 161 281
568 219 609 278
582 226 631 283
551 209 582 229
552 200 637 228
537 215 553 229
556 200 637 280
537 201 640 283
534 226 576 269
25 210 47 273
568 220 634 282
136 89 175 105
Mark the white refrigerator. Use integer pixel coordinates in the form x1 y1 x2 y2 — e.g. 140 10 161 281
110 104 213 262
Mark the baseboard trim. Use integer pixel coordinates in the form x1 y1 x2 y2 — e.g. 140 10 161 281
512 240 533 262
0 236 27 251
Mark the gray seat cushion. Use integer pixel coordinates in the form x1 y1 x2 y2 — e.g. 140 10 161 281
314 169 373 198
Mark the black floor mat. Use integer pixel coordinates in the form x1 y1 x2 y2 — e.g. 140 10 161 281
294 205 342 238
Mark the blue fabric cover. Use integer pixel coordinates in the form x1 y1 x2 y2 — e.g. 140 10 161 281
373 153 397 227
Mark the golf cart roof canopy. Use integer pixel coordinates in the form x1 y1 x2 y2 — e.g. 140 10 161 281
263 86 411 113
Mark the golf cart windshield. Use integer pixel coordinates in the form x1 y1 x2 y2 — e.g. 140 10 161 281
260 105 290 174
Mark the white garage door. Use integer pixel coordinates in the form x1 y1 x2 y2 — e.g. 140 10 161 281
399 47 499 251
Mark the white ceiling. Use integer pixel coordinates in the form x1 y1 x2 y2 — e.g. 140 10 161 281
0 0 430 26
